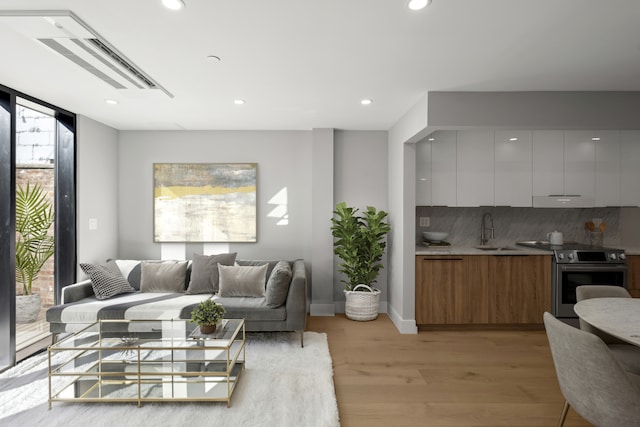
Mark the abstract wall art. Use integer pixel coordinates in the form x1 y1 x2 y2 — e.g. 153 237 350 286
153 163 257 242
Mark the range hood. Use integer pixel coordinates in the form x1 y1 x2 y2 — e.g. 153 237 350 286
532 195 595 208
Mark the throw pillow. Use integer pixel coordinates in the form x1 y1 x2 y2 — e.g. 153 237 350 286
80 261 136 300
218 264 268 297
186 252 237 294
140 260 189 293
266 261 293 308
111 259 143 290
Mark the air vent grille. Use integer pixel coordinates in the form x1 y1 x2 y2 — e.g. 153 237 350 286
87 38 156 88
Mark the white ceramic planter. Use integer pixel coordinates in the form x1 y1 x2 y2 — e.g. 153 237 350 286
16 293 42 323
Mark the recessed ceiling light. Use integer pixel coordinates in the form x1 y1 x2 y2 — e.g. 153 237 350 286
206 55 221 62
360 99 373 106
509 137 518 141
105 99 118 105
408 0 431 11
234 99 245 105
162 0 186 11
592 137 601 141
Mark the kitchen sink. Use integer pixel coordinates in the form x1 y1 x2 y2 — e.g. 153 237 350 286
475 246 520 251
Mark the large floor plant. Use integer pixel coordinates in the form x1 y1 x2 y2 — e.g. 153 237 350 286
15 183 55 322
331 202 391 321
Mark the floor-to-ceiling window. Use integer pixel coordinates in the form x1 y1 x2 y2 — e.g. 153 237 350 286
0 85 76 371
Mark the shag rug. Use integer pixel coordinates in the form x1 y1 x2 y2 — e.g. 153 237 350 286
0 331 340 427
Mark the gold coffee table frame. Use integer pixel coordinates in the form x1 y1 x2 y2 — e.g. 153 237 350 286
48 318 245 408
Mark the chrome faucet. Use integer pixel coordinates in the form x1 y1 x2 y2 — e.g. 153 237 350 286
480 212 494 246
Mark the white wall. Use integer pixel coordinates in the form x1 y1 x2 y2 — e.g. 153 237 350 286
333 130 388 310
76 115 119 271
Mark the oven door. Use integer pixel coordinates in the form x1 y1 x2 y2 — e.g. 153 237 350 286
553 263 628 318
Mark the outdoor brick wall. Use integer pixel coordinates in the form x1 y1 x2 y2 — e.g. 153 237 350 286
16 166 55 307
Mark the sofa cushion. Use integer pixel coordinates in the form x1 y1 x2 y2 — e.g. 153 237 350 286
140 260 189 293
186 252 237 294
266 261 292 308
218 264 267 297
112 259 143 290
80 261 136 300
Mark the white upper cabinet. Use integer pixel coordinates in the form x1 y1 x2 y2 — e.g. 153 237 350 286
532 130 564 196
595 131 621 207
494 130 532 206
456 130 494 206
563 131 595 198
415 138 432 206
430 131 457 206
621 131 640 207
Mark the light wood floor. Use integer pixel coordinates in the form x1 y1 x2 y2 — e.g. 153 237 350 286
308 314 592 427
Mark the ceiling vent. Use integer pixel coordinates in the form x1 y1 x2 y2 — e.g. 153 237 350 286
0 10 172 97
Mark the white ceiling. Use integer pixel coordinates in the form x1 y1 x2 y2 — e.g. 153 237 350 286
1 0 639 131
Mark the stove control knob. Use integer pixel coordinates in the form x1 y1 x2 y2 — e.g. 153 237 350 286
620 253 626 260
567 253 575 260
557 253 565 260
609 253 617 260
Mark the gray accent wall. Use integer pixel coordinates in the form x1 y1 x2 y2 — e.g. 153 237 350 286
76 115 119 272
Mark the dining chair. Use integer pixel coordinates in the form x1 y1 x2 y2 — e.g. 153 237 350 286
543 312 640 427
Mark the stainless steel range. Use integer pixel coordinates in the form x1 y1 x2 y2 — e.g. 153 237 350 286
517 241 628 325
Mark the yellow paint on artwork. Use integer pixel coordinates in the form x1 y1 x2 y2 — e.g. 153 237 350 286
155 185 256 199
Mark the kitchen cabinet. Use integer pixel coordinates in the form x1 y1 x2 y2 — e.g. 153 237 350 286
415 139 432 206
627 255 640 298
532 130 564 197
621 131 640 207
595 131 621 207
416 255 551 325
456 130 494 206
430 131 457 206
563 131 596 198
494 130 533 207
415 256 467 324
488 255 551 324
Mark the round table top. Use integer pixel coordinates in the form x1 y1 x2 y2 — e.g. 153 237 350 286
574 298 640 346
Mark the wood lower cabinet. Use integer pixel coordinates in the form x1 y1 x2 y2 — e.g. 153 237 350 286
627 255 640 298
416 255 552 326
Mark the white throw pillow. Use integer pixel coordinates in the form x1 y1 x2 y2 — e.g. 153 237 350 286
218 264 268 297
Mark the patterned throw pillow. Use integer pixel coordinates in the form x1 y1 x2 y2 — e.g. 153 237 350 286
80 261 136 300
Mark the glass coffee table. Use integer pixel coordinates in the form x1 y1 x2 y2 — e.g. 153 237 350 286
48 318 245 408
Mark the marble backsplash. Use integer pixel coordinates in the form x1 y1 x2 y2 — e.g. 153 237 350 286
415 206 637 248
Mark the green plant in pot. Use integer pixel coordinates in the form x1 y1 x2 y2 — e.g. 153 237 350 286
15 183 55 323
190 299 226 334
331 202 391 321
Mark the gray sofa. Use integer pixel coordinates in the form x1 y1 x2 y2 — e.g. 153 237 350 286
46 258 308 346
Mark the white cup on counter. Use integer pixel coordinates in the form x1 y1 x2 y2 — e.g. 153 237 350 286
547 231 564 245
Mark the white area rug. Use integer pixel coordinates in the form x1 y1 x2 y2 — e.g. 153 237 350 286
0 331 340 427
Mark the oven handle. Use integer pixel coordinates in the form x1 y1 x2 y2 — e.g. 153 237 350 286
556 264 628 273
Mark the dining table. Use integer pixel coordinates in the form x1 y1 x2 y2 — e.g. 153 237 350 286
573 297 640 347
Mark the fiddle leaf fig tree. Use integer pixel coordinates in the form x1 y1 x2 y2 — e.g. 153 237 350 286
330 202 391 291
15 183 55 296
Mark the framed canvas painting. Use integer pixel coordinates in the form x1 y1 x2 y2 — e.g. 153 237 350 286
153 163 257 242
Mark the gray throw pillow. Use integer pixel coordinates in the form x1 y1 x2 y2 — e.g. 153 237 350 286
80 261 136 300
186 252 237 294
266 261 292 307
140 260 189 293
218 264 268 297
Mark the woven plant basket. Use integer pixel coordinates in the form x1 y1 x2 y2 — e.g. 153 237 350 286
344 284 380 321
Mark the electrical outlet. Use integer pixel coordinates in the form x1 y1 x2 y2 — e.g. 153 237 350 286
419 217 430 227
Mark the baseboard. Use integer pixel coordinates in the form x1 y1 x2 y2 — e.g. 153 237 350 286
310 304 336 316
387 305 418 334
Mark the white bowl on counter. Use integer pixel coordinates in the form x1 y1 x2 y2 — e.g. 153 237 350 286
422 231 449 243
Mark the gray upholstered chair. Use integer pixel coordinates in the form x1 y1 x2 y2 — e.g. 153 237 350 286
543 312 640 427
575 285 640 383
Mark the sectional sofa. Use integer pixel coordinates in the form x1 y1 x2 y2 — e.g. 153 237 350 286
46 255 308 346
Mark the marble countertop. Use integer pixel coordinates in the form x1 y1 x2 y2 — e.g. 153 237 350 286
415 244 640 256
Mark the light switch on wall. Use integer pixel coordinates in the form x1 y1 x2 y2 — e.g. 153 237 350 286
88 218 98 230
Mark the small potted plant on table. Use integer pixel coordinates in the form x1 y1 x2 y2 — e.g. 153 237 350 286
190 299 226 334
